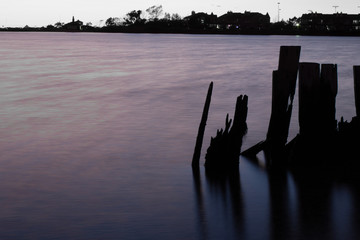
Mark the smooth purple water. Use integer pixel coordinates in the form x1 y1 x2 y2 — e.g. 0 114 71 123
0 32 359 239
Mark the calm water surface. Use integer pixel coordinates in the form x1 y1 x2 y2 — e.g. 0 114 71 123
0 32 360 239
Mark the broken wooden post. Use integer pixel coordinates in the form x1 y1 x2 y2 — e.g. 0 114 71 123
242 46 300 162
267 46 301 148
278 46 302 100
192 82 213 168
205 95 248 171
228 95 248 160
354 66 360 117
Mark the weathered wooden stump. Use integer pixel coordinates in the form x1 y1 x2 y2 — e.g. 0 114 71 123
204 95 248 171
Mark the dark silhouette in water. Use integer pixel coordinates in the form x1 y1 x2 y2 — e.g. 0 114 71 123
244 155 338 240
192 167 208 240
267 167 292 240
242 46 301 167
288 63 360 179
238 47 360 179
204 95 248 171
190 46 360 240
292 168 334 240
192 82 213 168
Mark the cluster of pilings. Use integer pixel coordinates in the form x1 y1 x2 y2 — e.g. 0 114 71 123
191 81 248 173
192 46 360 177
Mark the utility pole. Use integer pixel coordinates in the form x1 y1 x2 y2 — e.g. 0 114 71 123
277 2 281 22
333 5 339 13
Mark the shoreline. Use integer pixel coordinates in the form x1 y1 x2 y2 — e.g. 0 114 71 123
1 28 360 37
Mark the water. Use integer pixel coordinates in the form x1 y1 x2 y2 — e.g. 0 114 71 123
0 32 360 239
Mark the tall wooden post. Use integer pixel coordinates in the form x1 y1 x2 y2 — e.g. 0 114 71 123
266 46 301 162
298 63 320 136
298 63 337 137
242 46 301 160
192 82 213 168
320 64 338 134
354 66 360 117
278 46 302 101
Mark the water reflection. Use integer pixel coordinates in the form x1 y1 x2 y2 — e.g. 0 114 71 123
192 167 208 240
292 168 334 239
205 167 244 239
349 181 360 239
193 165 244 240
193 155 360 240
267 167 292 240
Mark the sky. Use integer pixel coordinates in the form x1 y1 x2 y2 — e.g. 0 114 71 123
1 0 359 27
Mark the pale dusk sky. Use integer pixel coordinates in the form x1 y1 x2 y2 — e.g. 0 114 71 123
1 0 359 27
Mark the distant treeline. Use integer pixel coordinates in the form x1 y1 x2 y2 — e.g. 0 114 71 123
2 6 360 36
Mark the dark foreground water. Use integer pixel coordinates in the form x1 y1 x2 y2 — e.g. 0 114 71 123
0 32 360 239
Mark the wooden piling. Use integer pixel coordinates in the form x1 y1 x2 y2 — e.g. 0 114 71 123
266 70 291 147
242 46 301 160
298 63 338 137
267 46 301 143
320 64 338 134
228 95 248 160
192 82 213 168
354 66 360 117
278 46 302 102
298 63 320 136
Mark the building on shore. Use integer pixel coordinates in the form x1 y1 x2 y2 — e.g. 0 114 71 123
64 16 83 31
183 12 218 30
217 11 270 31
300 13 360 32
183 11 270 31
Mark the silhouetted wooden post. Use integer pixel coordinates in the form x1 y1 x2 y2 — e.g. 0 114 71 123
298 63 320 136
298 63 337 137
243 46 300 160
267 46 301 146
278 46 302 100
354 66 360 117
289 62 339 167
228 95 248 160
192 82 213 168
320 64 338 135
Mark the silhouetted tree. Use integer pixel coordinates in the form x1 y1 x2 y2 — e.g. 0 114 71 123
46 24 55 29
124 10 145 25
163 13 171 21
171 13 182 21
105 17 116 26
54 22 64 28
146 5 163 21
